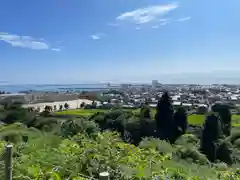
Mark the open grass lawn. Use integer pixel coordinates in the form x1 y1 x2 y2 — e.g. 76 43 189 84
56 108 144 116
56 109 108 116
55 109 240 126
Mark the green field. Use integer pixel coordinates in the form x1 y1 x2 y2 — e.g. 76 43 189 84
56 108 149 116
55 108 240 126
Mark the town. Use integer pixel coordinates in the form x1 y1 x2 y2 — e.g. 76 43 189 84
1 81 240 114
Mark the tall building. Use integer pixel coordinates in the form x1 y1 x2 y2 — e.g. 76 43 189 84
121 84 131 89
152 80 159 89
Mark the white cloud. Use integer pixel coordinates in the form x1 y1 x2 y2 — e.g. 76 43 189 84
135 27 141 30
90 33 106 40
116 3 178 24
160 21 169 26
52 48 60 52
159 18 170 22
177 16 191 22
0 32 60 51
91 35 101 40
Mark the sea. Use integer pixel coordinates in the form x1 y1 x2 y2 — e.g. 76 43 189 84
0 84 121 93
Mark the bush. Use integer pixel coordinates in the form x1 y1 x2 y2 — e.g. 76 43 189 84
13 131 176 179
234 139 240 148
175 133 199 148
196 106 208 114
1 103 240 179
139 137 175 155
175 147 209 165
61 119 100 138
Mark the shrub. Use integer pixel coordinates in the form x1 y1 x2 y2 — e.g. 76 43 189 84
61 119 100 138
139 137 175 155
200 113 223 162
234 139 240 148
175 133 199 148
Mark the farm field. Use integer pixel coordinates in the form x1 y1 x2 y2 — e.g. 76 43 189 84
55 108 240 126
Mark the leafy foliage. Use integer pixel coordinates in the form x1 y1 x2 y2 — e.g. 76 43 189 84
0 98 239 179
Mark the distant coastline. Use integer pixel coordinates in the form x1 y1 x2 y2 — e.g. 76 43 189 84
0 84 121 93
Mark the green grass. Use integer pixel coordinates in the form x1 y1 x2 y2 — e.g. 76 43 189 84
188 114 205 125
55 108 240 126
56 109 107 116
56 108 140 116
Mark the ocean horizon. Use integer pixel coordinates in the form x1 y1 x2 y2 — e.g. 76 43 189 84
0 84 121 93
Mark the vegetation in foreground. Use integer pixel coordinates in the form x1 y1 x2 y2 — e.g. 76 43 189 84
0 92 239 179
55 107 240 126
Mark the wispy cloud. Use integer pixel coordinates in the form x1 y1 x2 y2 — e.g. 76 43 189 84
116 3 178 25
151 18 170 28
160 21 169 26
135 27 141 30
51 48 60 52
159 18 170 22
0 32 60 51
90 33 106 40
177 16 191 22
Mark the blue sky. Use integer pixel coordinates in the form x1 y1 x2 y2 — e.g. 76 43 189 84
1 0 240 84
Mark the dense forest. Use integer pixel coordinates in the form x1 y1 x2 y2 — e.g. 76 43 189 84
0 92 239 179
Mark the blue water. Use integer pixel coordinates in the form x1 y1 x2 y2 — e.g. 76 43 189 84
0 84 120 93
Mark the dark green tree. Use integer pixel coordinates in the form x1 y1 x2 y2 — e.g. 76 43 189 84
44 106 52 112
59 105 63 111
64 103 69 110
174 106 188 138
80 102 85 108
155 92 175 143
140 104 152 119
61 119 99 138
200 113 223 162
2 102 35 124
139 104 157 139
196 106 208 114
4 102 23 110
212 104 232 137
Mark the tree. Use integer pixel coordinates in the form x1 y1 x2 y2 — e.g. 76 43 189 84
174 106 188 138
200 113 223 162
2 102 35 125
59 105 63 111
61 119 99 138
0 91 5 94
28 107 34 112
140 104 152 119
91 101 97 109
4 102 23 110
80 102 85 108
212 104 232 137
155 92 175 143
196 106 208 114
3 110 27 124
64 103 69 110
44 106 52 113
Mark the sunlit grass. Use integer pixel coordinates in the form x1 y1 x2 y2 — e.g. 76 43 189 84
188 114 205 125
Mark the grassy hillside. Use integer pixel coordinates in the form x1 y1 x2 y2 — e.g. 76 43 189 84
1 102 240 179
